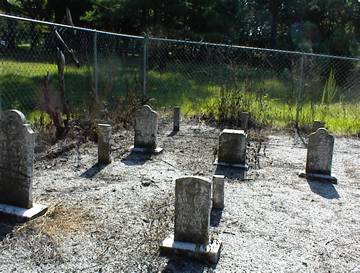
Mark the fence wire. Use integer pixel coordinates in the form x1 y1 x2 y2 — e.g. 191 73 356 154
1 14 360 133
0 14 144 119
146 37 360 132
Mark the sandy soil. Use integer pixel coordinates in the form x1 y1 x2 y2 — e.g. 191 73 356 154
0 117 359 273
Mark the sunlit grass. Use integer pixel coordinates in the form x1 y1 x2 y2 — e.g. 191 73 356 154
147 70 360 134
1 60 360 135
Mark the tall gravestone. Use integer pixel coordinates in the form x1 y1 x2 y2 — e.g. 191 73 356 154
173 106 180 132
212 175 225 209
98 124 112 164
0 110 47 219
215 129 248 170
160 176 222 264
132 105 163 154
240 112 250 130
299 128 337 183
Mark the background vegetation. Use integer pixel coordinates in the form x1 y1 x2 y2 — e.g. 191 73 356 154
1 0 359 57
0 1 360 135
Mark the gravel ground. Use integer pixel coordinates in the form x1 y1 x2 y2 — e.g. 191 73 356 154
0 117 359 273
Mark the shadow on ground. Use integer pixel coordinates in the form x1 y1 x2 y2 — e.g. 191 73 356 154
210 208 223 227
167 130 179 137
80 163 108 178
214 165 246 180
0 214 19 241
121 152 151 166
161 257 212 273
307 179 340 199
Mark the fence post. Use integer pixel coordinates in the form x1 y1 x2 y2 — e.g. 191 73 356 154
93 30 99 103
142 34 148 96
295 55 304 128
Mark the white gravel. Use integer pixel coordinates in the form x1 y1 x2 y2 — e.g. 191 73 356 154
0 118 359 273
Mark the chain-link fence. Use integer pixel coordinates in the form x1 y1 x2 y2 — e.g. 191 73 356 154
0 14 144 119
1 14 360 133
146 37 360 133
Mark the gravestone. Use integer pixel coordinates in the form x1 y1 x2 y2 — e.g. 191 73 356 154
212 175 225 209
98 124 112 164
132 105 162 154
313 120 325 132
215 129 248 169
0 110 47 219
174 177 212 244
173 106 180 132
160 176 222 264
240 112 250 130
299 128 337 183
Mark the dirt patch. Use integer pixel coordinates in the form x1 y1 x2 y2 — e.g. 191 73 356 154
18 204 93 237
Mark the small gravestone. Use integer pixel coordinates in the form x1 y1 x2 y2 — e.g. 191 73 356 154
160 176 222 264
173 106 180 132
131 105 163 154
0 110 47 220
313 120 325 132
240 112 250 130
215 129 248 170
98 124 112 164
212 175 225 209
299 128 337 183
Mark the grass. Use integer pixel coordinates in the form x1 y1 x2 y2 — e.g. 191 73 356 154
147 68 360 135
1 59 360 135
0 58 139 112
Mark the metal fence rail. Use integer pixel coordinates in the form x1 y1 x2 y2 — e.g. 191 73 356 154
1 14 360 133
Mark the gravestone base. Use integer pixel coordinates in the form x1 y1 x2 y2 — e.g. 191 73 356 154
130 146 163 155
0 203 48 220
299 172 337 184
213 158 248 170
160 235 222 264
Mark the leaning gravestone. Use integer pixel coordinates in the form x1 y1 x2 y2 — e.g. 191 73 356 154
215 129 248 170
160 176 222 264
0 110 47 219
299 128 337 183
132 105 163 154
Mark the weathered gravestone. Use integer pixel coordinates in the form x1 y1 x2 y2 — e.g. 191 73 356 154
0 110 47 220
215 129 248 170
299 128 337 183
240 112 250 130
313 120 325 132
160 176 222 264
132 105 163 154
98 124 112 164
173 106 180 132
212 175 225 209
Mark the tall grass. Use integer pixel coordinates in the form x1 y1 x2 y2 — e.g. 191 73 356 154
1 60 360 135
321 70 337 105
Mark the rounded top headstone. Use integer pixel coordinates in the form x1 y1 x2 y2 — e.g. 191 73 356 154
2 109 26 123
141 105 154 112
312 127 330 137
176 176 211 186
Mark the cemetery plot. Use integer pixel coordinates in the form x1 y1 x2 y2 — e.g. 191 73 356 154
0 117 359 272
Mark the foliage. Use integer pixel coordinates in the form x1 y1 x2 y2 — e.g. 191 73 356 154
1 60 360 134
321 70 337 105
1 1 359 57
80 0 360 57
